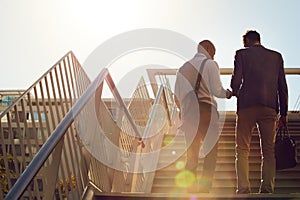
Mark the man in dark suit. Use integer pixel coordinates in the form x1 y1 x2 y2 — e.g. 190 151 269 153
230 30 288 194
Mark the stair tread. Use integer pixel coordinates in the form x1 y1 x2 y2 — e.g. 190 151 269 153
95 192 300 199
151 117 300 194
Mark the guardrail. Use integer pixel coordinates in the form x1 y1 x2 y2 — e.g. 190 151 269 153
2 51 176 199
1 51 90 199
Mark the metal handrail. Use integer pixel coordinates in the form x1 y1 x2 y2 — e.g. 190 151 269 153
5 68 109 199
141 84 164 143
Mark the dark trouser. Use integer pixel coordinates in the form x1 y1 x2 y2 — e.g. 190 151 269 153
235 105 277 193
184 102 219 189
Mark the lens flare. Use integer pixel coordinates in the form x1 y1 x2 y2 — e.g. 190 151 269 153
189 196 198 200
175 161 185 170
163 135 174 146
175 170 196 188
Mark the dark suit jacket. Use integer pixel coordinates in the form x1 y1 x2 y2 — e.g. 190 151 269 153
231 44 288 115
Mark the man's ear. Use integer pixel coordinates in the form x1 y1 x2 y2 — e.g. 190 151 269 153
244 38 251 47
207 47 215 60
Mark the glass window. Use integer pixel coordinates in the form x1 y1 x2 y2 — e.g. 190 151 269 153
27 112 46 123
0 96 18 107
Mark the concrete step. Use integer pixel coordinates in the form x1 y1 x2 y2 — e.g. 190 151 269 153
151 116 300 195
95 192 300 200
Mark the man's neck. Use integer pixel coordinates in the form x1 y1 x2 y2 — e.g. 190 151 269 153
252 41 261 46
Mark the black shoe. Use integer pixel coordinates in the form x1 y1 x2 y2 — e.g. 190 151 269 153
259 189 273 194
198 186 209 193
198 179 211 193
236 188 251 194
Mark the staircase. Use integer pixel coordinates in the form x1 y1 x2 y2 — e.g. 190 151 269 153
151 112 300 196
95 112 300 199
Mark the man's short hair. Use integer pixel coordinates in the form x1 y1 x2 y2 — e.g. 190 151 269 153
198 40 215 53
243 30 260 43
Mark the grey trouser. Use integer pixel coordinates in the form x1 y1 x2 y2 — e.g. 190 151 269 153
235 105 277 193
184 102 219 188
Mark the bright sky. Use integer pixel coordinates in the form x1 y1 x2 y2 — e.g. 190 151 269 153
0 0 299 110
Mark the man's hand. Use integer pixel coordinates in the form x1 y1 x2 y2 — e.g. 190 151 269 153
226 89 233 99
277 115 287 129
231 89 239 97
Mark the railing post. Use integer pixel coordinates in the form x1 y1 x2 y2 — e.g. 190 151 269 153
130 84 164 192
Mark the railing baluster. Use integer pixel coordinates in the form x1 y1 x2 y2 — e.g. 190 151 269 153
0 51 97 199
105 72 142 141
4 67 108 199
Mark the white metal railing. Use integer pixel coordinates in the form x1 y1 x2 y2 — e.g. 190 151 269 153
1 51 90 199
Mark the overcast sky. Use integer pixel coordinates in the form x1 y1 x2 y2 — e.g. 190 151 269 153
1 0 299 108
